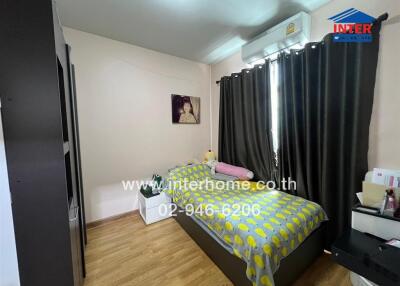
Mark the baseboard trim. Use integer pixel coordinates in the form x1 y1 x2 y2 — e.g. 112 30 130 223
86 210 139 229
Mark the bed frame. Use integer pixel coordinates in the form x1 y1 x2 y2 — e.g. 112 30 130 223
174 208 325 286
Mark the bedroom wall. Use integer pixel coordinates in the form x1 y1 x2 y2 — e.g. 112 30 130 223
64 28 211 222
0 111 20 286
210 0 400 170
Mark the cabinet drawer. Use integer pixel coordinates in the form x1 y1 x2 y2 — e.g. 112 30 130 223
139 202 172 224
352 210 400 240
138 191 171 209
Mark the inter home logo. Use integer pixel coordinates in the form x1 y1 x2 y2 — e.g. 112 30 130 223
328 8 376 42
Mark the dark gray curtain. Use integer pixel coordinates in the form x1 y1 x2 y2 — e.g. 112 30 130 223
218 61 276 182
278 16 386 244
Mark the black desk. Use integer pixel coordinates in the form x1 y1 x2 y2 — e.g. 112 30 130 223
332 229 400 286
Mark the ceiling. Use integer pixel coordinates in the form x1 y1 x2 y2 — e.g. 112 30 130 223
56 0 330 64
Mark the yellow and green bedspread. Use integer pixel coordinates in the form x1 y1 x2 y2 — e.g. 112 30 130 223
165 164 328 286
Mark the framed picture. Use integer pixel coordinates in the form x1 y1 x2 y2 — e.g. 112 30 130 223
171 94 200 124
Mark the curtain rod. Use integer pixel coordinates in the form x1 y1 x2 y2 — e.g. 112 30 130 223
216 13 388 85
215 57 278 85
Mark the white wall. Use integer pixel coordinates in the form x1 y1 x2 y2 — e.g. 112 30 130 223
0 105 20 286
211 0 400 170
64 28 211 222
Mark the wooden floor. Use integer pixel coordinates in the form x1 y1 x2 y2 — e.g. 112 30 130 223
84 213 351 286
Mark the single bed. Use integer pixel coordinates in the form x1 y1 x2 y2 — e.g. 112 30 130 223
165 164 327 286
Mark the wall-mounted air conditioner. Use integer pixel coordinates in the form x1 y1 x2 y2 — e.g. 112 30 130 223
241 11 311 64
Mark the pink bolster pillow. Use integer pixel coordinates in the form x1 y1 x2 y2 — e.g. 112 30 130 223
215 162 254 180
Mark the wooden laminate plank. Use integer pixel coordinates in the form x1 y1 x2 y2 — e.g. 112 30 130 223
86 210 139 229
84 213 351 286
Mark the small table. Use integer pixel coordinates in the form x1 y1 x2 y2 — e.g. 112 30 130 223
332 229 400 286
138 191 172 224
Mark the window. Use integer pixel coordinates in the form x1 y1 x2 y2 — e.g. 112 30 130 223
249 44 303 161
269 60 279 154
250 55 280 156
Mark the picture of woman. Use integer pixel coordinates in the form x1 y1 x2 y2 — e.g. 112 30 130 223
171 94 200 124
179 101 196 123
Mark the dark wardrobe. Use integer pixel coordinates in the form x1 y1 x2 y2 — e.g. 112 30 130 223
0 1 86 285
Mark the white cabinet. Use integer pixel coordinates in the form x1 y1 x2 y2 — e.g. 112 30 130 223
138 191 172 225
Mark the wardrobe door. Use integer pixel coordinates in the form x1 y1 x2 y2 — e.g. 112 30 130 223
72 65 87 246
1 1 76 285
56 53 83 286
53 3 84 284
67 44 86 276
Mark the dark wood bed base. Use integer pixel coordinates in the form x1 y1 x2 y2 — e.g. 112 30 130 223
174 208 325 286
